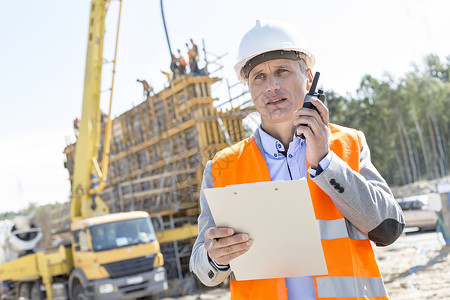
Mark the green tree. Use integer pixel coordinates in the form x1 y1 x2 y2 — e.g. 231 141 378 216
324 54 449 186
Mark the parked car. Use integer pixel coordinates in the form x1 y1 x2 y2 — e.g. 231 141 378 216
398 199 438 231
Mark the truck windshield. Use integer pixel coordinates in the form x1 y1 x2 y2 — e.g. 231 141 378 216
90 217 156 252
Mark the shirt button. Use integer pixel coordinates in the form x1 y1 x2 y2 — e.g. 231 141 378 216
274 153 278 157
277 144 281 148
288 154 293 158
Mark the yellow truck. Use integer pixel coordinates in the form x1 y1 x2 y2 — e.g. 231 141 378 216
0 212 167 300
0 1 168 299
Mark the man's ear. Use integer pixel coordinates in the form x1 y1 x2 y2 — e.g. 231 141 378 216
306 69 313 91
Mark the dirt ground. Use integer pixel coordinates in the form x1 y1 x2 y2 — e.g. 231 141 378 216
164 230 449 300
162 287 231 300
374 230 450 300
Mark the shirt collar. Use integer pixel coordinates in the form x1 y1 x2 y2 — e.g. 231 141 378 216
257 126 304 158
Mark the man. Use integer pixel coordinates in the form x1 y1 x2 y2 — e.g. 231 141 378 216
177 49 188 75
73 118 80 137
186 42 199 74
160 69 173 83
136 79 153 97
170 53 183 78
190 20 404 300
190 38 199 62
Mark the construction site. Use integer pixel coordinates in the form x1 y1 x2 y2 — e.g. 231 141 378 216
1 0 450 300
52 59 450 299
60 70 254 292
0 0 259 298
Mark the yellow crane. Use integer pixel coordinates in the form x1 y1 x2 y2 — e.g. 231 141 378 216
0 1 168 299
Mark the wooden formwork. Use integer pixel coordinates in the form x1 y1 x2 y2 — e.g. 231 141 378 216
63 74 250 281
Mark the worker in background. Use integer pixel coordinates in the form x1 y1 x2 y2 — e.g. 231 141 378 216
190 20 405 299
190 38 199 62
137 79 154 98
170 53 179 78
160 70 173 83
73 118 80 137
186 42 199 74
177 49 187 75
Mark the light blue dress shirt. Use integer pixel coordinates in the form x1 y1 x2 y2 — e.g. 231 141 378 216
257 127 331 300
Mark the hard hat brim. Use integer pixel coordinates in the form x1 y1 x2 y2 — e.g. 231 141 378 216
234 47 315 82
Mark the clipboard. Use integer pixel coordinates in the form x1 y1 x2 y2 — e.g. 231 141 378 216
204 179 328 281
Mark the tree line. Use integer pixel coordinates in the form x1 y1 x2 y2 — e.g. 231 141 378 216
0 202 60 221
326 54 450 187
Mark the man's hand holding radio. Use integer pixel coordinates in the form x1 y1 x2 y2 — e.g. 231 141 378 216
294 96 330 169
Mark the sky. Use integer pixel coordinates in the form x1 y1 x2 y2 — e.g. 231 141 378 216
0 0 449 214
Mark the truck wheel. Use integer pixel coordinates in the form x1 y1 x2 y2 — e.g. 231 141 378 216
19 282 32 300
73 284 88 300
30 282 43 300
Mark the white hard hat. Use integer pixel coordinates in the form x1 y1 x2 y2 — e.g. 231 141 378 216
234 20 315 82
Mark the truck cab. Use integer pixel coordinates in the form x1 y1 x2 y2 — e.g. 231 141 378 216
69 211 167 299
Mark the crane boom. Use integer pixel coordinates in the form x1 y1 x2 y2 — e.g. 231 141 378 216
71 0 111 221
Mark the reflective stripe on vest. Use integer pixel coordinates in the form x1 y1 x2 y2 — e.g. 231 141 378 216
317 218 368 240
316 276 388 298
212 124 389 300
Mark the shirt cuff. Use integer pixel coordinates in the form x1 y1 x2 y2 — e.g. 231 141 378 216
208 254 230 271
308 151 332 178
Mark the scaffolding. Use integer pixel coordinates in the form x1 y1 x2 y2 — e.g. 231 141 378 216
63 73 251 292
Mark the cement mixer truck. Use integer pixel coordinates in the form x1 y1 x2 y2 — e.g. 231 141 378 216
0 213 44 298
0 213 43 266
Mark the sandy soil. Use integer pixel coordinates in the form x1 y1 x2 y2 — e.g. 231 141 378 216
162 287 230 300
374 231 450 300
164 231 450 300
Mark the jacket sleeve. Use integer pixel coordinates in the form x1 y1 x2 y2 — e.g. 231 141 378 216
189 160 232 286
311 131 405 246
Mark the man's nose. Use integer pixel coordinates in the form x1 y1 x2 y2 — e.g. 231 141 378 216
265 76 280 93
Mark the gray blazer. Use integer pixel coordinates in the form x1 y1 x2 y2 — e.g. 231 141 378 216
190 128 404 286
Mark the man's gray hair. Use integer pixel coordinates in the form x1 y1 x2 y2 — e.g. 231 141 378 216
297 58 308 74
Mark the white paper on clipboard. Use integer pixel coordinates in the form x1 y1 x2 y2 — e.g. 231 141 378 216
203 179 328 281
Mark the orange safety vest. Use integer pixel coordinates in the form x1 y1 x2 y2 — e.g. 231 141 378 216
211 124 389 300
187 47 196 62
179 55 188 67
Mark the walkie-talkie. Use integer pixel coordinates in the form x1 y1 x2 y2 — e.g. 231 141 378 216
296 71 325 139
